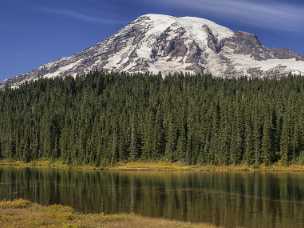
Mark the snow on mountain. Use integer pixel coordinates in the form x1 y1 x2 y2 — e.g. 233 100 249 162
6 14 304 86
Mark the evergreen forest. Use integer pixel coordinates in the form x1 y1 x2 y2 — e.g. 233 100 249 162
0 72 304 166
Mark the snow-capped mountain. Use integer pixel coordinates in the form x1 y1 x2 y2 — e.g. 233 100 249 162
7 14 304 86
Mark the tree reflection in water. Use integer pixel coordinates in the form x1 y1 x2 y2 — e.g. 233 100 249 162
0 168 303 228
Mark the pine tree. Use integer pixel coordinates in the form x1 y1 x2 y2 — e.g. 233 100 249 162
129 114 139 161
262 117 272 165
0 72 303 166
280 117 290 164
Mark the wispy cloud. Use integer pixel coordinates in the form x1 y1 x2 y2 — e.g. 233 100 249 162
154 0 304 31
39 7 125 25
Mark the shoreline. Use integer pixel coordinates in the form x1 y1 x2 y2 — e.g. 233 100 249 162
0 199 215 228
0 160 304 173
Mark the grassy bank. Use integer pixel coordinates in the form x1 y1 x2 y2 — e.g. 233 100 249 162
0 160 304 172
0 199 215 228
109 161 304 172
0 160 103 171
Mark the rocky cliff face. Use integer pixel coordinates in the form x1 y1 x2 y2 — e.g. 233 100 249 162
7 14 304 86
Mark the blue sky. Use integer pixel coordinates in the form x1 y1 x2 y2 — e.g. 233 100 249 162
1 0 304 80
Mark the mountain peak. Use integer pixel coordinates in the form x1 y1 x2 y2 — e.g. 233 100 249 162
137 14 234 40
138 13 174 19
7 14 304 86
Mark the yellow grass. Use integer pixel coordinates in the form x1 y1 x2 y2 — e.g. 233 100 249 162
0 160 102 171
0 199 218 228
108 161 196 171
108 161 304 172
1 159 304 173
0 199 31 209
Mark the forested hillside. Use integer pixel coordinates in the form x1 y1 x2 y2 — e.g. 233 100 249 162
0 72 304 166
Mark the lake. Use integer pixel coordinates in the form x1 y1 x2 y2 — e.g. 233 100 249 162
0 167 303 227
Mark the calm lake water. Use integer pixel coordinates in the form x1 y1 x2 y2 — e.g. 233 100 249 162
0 168 303 228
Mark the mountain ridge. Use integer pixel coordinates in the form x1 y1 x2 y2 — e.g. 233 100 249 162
6 14 304 87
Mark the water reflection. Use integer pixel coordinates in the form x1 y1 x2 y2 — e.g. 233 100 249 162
0 168 303 228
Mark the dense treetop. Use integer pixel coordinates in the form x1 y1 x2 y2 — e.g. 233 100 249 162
0 72 304 166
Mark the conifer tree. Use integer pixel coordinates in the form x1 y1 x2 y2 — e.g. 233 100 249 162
262 117 272 165
0 72 303 166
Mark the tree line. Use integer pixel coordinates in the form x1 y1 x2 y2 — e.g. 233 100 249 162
0 72 304 166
